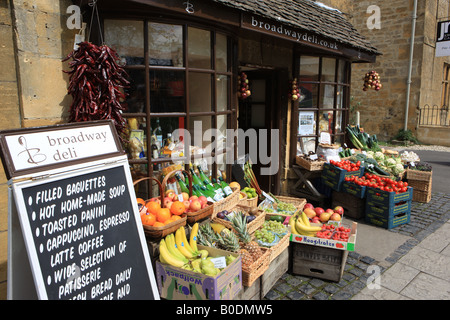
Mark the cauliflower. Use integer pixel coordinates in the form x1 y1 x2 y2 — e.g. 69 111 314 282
392 163 405 176
374 151 385 162
385 158 397 166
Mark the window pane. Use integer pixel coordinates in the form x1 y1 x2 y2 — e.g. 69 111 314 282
189 116 212 148
188 27 211 69
337 60 346 83
150 70 185 113
189 72 212 112
299 83 318 108
104 20 144 65
216 75 229 112
320 84 335 108
321 58 336 82
149 23 183 67
125 69 146 113
298 111 316 135
299 56 319 81
319 111 333 134
216 33 228 72
335 110 344 133
336 85 345 109
299 137 316 155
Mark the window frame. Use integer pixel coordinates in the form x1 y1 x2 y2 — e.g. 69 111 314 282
291 54 351 164
103 18 237 190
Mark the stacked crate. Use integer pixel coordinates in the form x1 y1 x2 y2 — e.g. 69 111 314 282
365 187 413 229
406 169 432 203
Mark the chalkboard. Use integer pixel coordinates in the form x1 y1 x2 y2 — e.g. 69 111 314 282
12 160 159 300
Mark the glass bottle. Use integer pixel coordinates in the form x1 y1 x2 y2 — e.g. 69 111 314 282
153 118 163 149
211 178 225 197
218 176 233 196
197 165 212 185
200 186 223 202
175 172 190 194
189 167 203 188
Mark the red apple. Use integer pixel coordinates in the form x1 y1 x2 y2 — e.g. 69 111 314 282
189 200 202 212
334 206 344 215
314 207 325 217
304 208 316 219
163 197 173 208
198 195 208 206
189 195 198 202
183 200 191 212
304 203 314 210
201 202 208 209
330 212 341 221
325 208 334 214
311 216 320 224
149 197 161 205
319 211 332 223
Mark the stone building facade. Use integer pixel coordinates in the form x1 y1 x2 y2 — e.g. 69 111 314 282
322 0 450 146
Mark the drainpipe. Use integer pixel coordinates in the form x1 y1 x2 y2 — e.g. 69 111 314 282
404 0 418 131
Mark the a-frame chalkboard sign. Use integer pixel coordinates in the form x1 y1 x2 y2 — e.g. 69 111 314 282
0 120 160 300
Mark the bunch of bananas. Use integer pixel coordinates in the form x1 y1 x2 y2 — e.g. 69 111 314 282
289 211 322 237
159 223 205 268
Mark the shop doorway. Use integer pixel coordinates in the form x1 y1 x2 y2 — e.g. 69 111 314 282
237 68 283 194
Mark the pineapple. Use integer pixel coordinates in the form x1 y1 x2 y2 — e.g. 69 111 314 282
229 211 263 261
239 248 254 269
219 228 240 253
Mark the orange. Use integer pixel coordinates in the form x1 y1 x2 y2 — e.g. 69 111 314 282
170 215 181 222
170 201 186 216
137 198 146 205
156 208 171 223
141 213 156 226
153 221 165 228
145 201 161 215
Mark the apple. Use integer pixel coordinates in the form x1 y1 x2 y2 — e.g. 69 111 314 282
304 208 316 219
304 203 314 210
201 202 208 209
163 197 173 208
165 189 176 200
319 211 332 223
149 197 161 205
183 200 191 211
181 192 189 201
325 208 334 214
314 207 325 216
189 195 198 202
311 216 321 224
334 206 344 215
330 212 341 221
198 195 208 206
189 200 202 212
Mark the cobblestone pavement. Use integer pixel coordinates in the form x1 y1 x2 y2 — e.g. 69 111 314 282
263 192 450 300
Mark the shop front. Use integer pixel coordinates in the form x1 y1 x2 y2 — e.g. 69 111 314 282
86 0 379 199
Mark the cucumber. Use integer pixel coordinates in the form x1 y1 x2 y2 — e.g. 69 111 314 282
269 215 285 223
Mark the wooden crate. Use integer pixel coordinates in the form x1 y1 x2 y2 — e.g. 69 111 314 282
234 275 261 300
261 248 289 297
290 241 348 282
332 191 365 219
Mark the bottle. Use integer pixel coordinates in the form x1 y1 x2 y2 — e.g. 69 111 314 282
189 167 204 188
151 142 159 171
211 178 225 197
175 172 190 194
153 118 163 149
192 185 204 199
200 186 224 202
197 165 212 186
218 176 233 197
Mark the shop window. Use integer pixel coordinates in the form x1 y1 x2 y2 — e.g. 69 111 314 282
294 56 350 157
104 19 235 193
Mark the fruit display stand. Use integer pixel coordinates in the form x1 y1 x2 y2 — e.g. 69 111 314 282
289 222 357 282
155 245 242 300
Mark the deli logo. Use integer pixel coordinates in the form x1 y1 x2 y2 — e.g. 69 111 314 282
437 20 450 42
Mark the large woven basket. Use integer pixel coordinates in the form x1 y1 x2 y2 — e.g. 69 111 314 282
261 196 306 218
133 176 186 240
211 204 266 234
161 169 214 224
296 156 326 171
241 247 271 287
212 187 240 214
406 169 432 182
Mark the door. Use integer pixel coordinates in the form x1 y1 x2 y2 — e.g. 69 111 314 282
237 68 283 194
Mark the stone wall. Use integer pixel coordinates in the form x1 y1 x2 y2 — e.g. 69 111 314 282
0 0 76 299
321 0 450 146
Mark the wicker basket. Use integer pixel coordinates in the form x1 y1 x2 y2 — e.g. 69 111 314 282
241 247 271 287
133 176 187 240
262 196 306 218
296 156 326 171
406 169 432 182
268 231 290 263
412 189 432 203
212 187 240 215
408 178 432 192
211 204 266 235
240 195 258 207
161 169 214 224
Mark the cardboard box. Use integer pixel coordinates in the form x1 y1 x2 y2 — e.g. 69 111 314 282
290 221 357 252
156 245 241 300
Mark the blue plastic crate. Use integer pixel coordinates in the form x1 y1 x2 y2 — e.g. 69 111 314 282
365 199 411 217
366 186 413 208
321 163 364 192
365 209 411 229
342 181 367 199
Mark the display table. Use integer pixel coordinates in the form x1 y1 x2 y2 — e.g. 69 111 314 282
291 165 327 207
